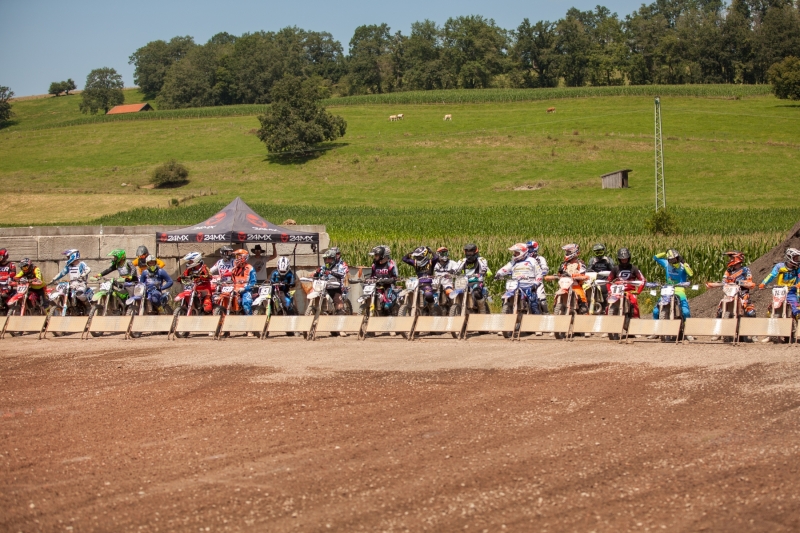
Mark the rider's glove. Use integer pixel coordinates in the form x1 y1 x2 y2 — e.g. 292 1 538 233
238 288 245 294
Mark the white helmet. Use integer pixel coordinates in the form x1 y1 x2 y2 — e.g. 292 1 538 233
277 256 290 274
183 251 203 269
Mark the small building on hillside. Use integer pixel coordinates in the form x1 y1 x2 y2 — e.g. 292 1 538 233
106 103 153 115
600 169 631 189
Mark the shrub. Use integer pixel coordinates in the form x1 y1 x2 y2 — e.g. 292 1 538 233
151 159 189 188
768 56 800 101
645 209 680 236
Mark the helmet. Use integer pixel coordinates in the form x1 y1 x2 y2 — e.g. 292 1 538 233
136 245 149 262
437 247 449 264
464 243 478 263
0 248 7 264
592 243 606 257
527 241 539 256
219 246 234 259
63 249 80 266
785 248 800 269
277 256 290 273
666 248 681 265
146 255 159 273
330 246 341 259
183 251 203 269
724 250 745 270
369 245 390 263
509 243 529 264
617 247 631 263
562 243 580 262
108 249 126 265
411 246 431 268
233 249 249 267
323 249 336 266
19 258 32 272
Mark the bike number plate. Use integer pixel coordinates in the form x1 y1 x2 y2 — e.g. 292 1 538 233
505 280 518 291
222 286 234 294
610 285 625 296
99 281 112 291
363 285 375 296
260 286 272 297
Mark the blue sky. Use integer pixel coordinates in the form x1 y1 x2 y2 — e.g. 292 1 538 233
1 0 646 97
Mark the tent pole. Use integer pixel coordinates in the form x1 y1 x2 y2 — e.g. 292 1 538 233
292 244 297 270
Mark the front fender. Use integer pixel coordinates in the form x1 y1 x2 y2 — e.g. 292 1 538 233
92 290 108 302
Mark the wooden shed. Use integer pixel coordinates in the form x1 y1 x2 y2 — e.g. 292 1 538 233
600 169 631 189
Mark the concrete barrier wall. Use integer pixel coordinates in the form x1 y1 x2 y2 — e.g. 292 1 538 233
0 225 329 284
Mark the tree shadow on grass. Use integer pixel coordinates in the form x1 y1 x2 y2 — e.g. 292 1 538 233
774 104 800 108
263 143 349 166
0 120 19 130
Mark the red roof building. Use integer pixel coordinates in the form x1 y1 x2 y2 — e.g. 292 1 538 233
106 103 153 115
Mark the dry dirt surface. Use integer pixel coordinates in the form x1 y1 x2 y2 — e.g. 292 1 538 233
2 337 800 532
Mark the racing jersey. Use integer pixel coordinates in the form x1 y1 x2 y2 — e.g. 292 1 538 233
53 262 91 283
100 260 138 282
140 268 174 292
653 254 693 284
762 262 800 292
558 259 588 286
723 266 754 293
402 252 439 278
371 259 398 285
314 259 349 282
183 264 212 284
210 258 235 277
15 266 46 289
532 255 549 277
496 257 544 288
270 270 296 292
132 257 165 276
455 257 490 282
232 264 256 292
587 256 615 274
0 262 17 288
610 263 646 293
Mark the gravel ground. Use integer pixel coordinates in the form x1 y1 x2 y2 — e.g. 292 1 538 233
2 335 799 532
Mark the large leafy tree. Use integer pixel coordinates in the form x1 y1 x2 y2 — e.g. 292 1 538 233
769 55 800 99
129 36 195 98
79 67 124 114
0 86 14 125
257 76 346 154
441 16 508 89
513 19 559 88
348 24 392 94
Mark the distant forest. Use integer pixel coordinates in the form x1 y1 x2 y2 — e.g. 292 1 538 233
129 0 800 109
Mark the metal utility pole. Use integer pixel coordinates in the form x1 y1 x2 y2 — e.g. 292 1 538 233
654 96 666 211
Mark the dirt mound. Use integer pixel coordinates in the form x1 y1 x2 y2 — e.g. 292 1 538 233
692 219 800 317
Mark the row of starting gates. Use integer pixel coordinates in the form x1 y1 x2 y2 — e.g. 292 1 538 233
0 312 797 344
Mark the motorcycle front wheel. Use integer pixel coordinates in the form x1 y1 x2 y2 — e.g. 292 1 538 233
87 305 104 337
126 307 141 338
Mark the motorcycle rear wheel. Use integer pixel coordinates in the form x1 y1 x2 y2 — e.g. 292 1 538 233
501 300 515 339
88 305 104 337
173 306 189 338
126 307 141 338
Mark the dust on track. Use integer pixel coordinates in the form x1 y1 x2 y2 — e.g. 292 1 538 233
2 336 800 532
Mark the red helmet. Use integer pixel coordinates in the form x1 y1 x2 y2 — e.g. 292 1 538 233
724 250 744 270
0 248 8 263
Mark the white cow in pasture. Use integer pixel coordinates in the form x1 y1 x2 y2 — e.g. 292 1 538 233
443 114 452 121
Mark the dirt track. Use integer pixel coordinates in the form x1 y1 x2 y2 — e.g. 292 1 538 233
2 336 800 532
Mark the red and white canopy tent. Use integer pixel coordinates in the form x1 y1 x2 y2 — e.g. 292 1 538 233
154 197 320 266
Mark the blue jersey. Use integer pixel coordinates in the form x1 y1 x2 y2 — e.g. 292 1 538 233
140 268 174 291
270 270 295 288
762 262 800 292
654 255 692 284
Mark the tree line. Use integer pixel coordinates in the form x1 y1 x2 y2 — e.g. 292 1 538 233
128 0 800 109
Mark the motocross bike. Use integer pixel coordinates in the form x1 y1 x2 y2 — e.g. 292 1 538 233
126 279 173 338
252 281 296 317
645 282 698 342
301 276 352 317
545 274 584 339
585 271 611 315
447 275 490 318
398 277 441 318
765 286 794 343
356 278 399 318
604 279 644 340
499 278 540 339
47 281 92 337
6 279 50 336
705 280 754 342
213 278 244 317
172 276 215 338
89 277 133 337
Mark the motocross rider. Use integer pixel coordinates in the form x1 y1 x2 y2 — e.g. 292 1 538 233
527 241 549 313
402 246 438 305
759 247 800 318
557 244 589 314
587 243 615 312
50 249 93 304
313 249 350 314
96 249 138 282
369 245 398 311
231 249 256 315
14 258 49 309
210 246 235 277
181 252 214 314
139 255 174 310
0 248 17 310
709 251 755 318
609 248 646 318
495 243 543 313
455 243 490 306
270 256 297 312
132 245 164 276
652 249 693 319
434 247 459 298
